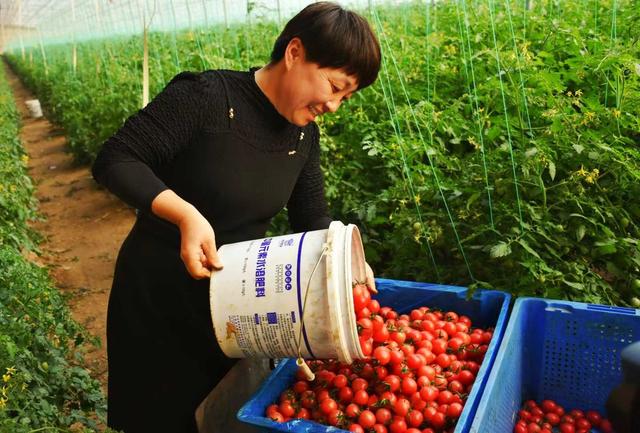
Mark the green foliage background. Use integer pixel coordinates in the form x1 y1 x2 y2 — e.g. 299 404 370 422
0 68 108 430
5 0 640 308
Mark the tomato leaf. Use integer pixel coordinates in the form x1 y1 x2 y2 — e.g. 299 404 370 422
490 242 512 258
517 239 541 259
548 160 556 181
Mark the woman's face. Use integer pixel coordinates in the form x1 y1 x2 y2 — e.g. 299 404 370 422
280 38 359 126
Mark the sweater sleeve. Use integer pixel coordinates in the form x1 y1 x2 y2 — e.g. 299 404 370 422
287 123 333 232
91 72 209 211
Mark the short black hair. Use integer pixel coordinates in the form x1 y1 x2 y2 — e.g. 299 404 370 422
270 2 381 90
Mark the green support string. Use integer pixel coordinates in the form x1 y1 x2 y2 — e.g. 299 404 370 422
168 0 182 72
378 48 442 283
487 0 526 232
425 0 433 103
604 0 618 110
367 0 441 281
456 0 495 230
373 8 476 283
504 0 533 135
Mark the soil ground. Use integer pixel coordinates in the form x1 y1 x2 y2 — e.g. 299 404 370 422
4 61 135 393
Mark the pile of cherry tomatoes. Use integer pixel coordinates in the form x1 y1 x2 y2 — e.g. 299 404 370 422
514 399 613 433
264 283 494 432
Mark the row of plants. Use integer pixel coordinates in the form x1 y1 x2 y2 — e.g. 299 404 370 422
5 0 640 306
0 65 108 431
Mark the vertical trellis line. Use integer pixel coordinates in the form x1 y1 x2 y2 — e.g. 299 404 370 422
243 1 254 69
168 0 182 70
185 0 209 70
37 28 48 76
71 0 77 74
522 0 529 40
373 9 476 283
504 0 533 134
200 0 218 60
593 0 600 55
425 0 432 102
604 0 618 110
457 0 495 230
18 0 25 61
150 0 171 87
378 45 442 282
138 0 150 108
93 0 111 87
488 0 525 231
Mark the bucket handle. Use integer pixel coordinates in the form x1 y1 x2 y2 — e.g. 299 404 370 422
295 243 329 381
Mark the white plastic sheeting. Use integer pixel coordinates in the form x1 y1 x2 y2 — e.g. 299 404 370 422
0 0 408 50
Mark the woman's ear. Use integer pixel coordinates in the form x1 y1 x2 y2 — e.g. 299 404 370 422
284 37 306 71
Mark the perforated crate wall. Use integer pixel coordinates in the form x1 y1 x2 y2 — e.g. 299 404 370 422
470 298 640 433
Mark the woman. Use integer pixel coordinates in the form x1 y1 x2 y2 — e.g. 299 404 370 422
92 2 381 432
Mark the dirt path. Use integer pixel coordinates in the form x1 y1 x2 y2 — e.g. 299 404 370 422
4 61 135 392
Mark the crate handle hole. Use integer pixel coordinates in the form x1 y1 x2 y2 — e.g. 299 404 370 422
545 304 574 314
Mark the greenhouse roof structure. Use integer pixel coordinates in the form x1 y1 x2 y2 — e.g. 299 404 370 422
0 0 381 51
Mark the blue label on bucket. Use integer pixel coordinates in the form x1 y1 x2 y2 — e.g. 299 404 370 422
267 312 278 324
254 238 272 297
254 314 260 325
279 238 295 247
285 264 293 290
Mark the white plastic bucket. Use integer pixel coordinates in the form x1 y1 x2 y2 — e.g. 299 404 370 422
210 221 367 364
25 99 43 118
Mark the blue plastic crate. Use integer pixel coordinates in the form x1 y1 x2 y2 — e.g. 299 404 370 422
469 297 640 433
237 277 511 433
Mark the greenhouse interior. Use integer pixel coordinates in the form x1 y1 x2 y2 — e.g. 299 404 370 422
0 0 639 432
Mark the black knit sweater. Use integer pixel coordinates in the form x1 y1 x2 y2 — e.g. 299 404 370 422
92 68 332 245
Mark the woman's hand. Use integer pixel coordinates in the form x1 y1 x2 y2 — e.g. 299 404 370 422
151 189 223 279
177 210 223 279
365 261 377 294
